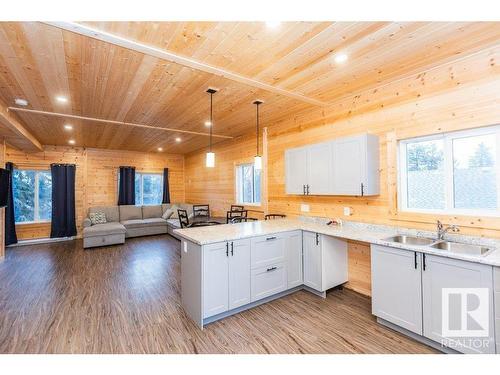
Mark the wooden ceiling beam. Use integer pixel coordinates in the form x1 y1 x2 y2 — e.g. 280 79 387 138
0 99 43 152
41 21 327 108
7 107 233 139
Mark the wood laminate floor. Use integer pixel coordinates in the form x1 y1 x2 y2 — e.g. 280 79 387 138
0 235 438 354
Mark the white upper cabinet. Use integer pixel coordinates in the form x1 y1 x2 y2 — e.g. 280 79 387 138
285 147 308 194
307 142 333 195
284 133 379 196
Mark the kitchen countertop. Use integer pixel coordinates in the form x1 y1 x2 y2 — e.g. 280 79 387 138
174 218 500 267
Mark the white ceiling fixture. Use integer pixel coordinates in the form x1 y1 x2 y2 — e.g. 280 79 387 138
68 139 75 145
157 147 163 152
334 53 348 64
205 88 218 168
175 137 182 143
56 96 69 103
265 21 281 29
64 124 73 131
14 98 29 106
253 100 263 170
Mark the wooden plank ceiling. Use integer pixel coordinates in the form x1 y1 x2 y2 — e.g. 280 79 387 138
0 21 499 153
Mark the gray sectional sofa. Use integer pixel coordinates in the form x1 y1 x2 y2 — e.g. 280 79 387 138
83 203 193 248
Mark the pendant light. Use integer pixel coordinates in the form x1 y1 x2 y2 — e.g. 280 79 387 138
206 88 217 168
253 100 263 170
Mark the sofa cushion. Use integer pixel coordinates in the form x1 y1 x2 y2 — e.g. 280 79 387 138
142 205 162 219
162 208 174 219
89 206 120 223
166 218 181 228
119 205 142 221
83 222 126 237
142 218 167 225
161 203 172 213
89 211 107 225
121 219 147 229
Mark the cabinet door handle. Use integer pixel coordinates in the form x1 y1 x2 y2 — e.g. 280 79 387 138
266 236 277 241
414 252 417 269
361 183 364 196
266 266 277 272
303 184 306 195
423 253 427 271
306 184 309 195
226 242 229 257
315 233 319 246
231 242 234 256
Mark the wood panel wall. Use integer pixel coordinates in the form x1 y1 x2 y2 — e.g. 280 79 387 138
5 145 184 240
184 47 500 296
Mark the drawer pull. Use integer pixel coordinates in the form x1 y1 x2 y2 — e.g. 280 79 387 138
266 266 277 272
266 236 277 241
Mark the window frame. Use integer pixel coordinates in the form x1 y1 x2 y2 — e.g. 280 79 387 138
235 163 261 206
398 125 500 217
13 169 52 224
134 172 163 206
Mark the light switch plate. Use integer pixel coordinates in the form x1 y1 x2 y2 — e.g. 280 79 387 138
300 204 310 212
343 207 352 216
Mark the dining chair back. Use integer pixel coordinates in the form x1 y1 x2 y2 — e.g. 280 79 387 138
178 209 190 228
264 214 286 220
193 204 210 218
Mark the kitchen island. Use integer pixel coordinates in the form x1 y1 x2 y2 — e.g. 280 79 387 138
174 218 500 354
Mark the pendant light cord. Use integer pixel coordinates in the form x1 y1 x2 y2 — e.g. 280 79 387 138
209 92 213 152
256 102 260 156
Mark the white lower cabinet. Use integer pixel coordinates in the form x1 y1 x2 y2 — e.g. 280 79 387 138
286 231 303 289
251 263 287 301
422 254 495 354
303 231 348 292
203 239 251 318
371 245 423 334
371 245 496 354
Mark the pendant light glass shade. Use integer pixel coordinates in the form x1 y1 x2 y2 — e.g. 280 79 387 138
206 152 215 168
206 88 217 168
253 100 263 170
254 155 262 170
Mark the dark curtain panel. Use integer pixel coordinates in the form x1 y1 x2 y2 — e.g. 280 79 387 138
50 164 77 238
118 166 136 205
4 162 17 246
162 168 171 204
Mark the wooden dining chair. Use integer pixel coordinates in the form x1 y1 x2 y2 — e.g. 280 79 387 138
230 205 245 212
229 216 257 224
193 204 210 218
264 214 286 220
178 209 190 228
226 209 248 223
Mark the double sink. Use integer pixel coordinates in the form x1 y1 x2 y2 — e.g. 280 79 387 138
383 235 493 257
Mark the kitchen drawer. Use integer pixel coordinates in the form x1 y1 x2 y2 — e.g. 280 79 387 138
250 233 286 269
494 267 500 291
251 262 287 302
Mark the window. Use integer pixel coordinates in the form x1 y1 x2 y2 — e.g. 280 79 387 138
135 173 163 205
399 126 500 216
13 169 52 223
236 163 261 204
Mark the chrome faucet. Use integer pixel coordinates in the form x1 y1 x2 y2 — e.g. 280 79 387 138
436 220 460 240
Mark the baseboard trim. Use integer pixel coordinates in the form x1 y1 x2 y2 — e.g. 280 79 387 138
376 318 459 354
8 236 76 247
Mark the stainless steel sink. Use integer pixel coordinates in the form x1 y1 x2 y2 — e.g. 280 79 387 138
429 241 492 256
383 235 436 246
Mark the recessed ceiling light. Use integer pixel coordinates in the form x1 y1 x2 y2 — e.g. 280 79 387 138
68 139 75 145
56 96 68 103
204 120 212 127
14 98 29 106
157 147 163 152
265 21 281 29
175 137 182 143
334 53 348 64
64 124 73 131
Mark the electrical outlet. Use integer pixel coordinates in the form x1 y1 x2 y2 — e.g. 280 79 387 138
343 207 352 216
300 204 310 213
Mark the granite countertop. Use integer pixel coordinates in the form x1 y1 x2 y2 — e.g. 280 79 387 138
174 218 500 267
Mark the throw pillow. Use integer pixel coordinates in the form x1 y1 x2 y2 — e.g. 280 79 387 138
162 208 174 219
169 205 180 219
89 212 107 225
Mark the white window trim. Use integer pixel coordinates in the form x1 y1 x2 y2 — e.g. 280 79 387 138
135 172 163 206
14 170 51 224
398 125 500 217
235 163 261 205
